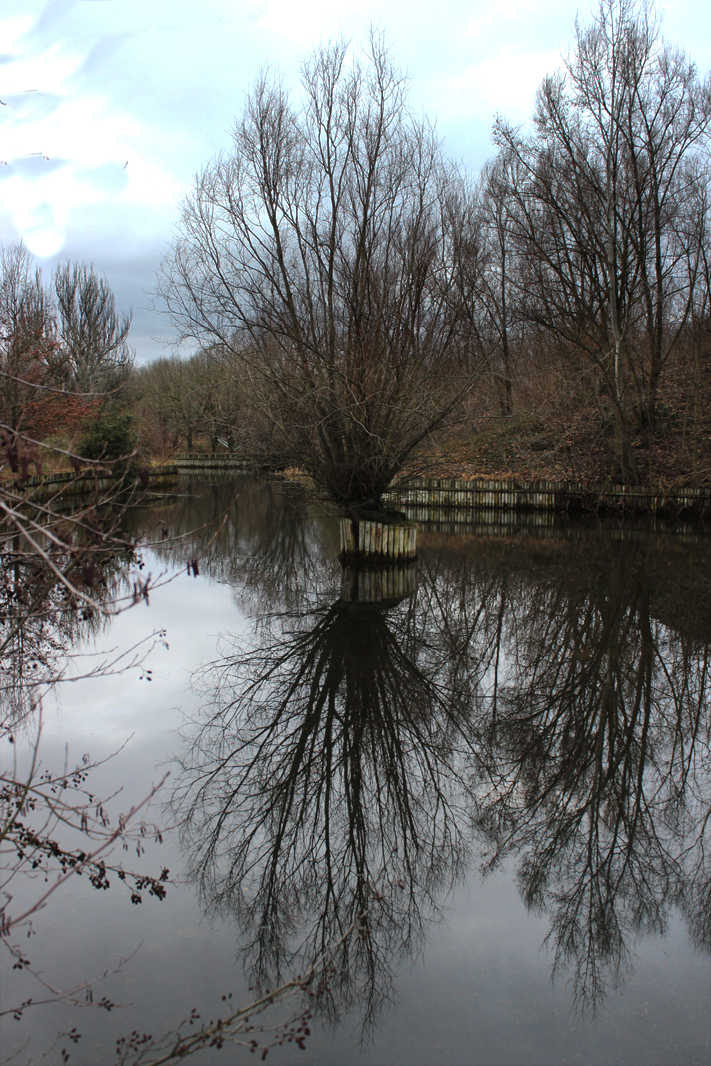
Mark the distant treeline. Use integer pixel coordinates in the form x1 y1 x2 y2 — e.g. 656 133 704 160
139 1 710 490
3 0 710 492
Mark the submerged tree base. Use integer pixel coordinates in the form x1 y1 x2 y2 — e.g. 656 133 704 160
339 517 417 565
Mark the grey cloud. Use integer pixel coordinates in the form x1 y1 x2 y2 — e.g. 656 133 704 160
0 92 63 122
103 255 181 365
0 156 70 181
74 31 135 80
77 162 129 194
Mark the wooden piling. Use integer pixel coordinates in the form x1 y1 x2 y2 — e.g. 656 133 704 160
339 518 417 564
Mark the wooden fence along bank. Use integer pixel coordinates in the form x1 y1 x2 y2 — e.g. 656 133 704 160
384 477 711 519
174 454 257 473
0 464 180 501
0 454 254 501
4 459 710 520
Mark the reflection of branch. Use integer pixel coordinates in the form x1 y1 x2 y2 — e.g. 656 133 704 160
0 489 230 723
0 427 230 680
115 910 366 1066
175 590 478 1035
471 542 711 1011
145 478 338 618
0 494 106 613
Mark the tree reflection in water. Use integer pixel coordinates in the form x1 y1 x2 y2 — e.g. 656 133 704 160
1 533 139 727
174 576 481 1034
466 538 711 1010
166 483 710 1030
136 476 342 617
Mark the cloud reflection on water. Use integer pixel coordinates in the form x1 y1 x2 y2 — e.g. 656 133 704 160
151 479 711 1031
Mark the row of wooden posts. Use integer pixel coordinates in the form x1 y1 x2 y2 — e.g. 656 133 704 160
8 458 707 515
383 477 711 517
0 465 179 500
339 518 418 561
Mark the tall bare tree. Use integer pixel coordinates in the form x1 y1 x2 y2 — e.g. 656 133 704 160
682 173 711 483
0 243 58 443
473 152 525 416
496 0 711 481
156 35 481 515
54 261 134 395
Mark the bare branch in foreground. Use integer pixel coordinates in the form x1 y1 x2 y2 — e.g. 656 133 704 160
113 909 368 1066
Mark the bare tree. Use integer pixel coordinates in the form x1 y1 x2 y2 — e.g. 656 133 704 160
682 172 711 483
496 0 711 482
156 34 481 516
138 354 208 452
0 243 59 446
54 261 134 395
471 152 525 416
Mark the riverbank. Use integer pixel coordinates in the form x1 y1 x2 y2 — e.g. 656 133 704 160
408 407 711 491
5 453 711 519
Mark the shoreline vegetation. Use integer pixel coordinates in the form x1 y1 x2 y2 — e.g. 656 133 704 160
6 454 710 518
4 2 710 526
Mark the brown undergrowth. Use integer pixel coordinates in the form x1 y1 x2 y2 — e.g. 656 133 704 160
404 357 711 489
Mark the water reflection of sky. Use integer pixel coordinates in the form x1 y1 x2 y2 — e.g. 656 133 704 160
3 476 710 1066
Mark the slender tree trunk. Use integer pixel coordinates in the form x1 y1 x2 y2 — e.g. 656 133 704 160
693 336 700 484
500 245 512 416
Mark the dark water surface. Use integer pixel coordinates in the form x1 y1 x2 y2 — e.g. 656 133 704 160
3 476 710 1066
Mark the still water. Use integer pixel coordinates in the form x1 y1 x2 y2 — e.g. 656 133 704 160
3 476 710 1065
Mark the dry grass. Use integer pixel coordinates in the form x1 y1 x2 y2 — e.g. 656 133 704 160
404 353 711 488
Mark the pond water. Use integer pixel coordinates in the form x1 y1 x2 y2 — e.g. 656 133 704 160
2 476 710 1066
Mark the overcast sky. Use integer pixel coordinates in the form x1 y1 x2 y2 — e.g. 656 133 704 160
1 0 709 363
